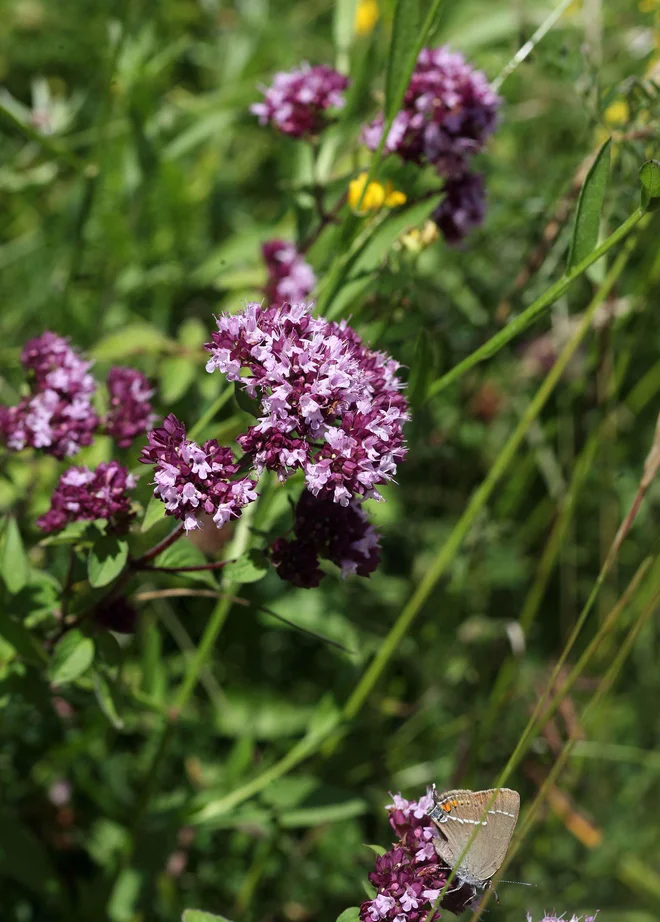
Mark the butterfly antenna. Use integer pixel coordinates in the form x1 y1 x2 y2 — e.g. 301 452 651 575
498 879 536 887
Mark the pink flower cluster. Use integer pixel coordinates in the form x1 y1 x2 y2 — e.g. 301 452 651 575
1 332 99 459
205 302 408 506
362 47 500 178
271 489 380 587
139 414 258 532
37 461 137 533
0 332 155 458
251 64 349 138
263 240 316 304
105 367 155 448
360 790 474 922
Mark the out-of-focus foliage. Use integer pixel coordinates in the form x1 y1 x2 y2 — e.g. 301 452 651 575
1 1 660 921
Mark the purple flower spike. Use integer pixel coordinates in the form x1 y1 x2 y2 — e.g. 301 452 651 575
37 461 137 533
139 413 258 532
251 64 349 138
360 789 475 921
205 302 408 506
0 332 98 459
105 366 155 448
433 171 486 245
263 240 316 304
362 46 500 177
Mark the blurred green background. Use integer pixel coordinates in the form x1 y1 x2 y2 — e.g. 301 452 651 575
1 0 660 920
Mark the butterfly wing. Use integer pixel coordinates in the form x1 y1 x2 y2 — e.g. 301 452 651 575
428 788 520 884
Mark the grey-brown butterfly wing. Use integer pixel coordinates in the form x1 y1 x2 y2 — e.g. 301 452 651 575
427 788 520 885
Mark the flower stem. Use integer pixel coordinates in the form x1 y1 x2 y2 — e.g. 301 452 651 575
188 385 233 440
132 521 185 567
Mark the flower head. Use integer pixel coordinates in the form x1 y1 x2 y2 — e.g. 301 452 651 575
205 302 408 505
348 173 407 213
251 64 349 138
359 788 475 921
433 171 486 245
527 914 599 922
362 46 500 177
37 461 136 533
263 240 316 304
355 0 379 35
271 489 381 587
105 366 155 448
0 332 98 459
139 414 258 532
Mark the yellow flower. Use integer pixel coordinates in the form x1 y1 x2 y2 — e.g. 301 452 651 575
604 99 629 127
400 220 439 253
348 172 407 213
355 0 379 36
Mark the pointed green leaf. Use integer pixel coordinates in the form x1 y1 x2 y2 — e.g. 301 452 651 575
385 0 421 121
141 495 166 533
0 516 29 595
50 629 95 685
87 535 128 588
336 909 361 922
183 911 234 922
0 610 48 666
334 0 359 68
363 843 387 857
155 539 218 588
223 549 269 584
639 159 660 212
567 138 611 271
93 670 124 729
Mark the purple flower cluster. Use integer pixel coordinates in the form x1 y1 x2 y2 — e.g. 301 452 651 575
271 489 380 588
360 790 475 922
0 332 156 457
37 461 137 533
263 240 316 304
363 47 500 177
139 414 258 532
205 302 408 507
251 64 349 138
527 909 600 922
433 171 486 246
105 367 155 448
0 332 98 459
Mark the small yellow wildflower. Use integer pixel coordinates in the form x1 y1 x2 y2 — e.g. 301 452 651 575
400 221 439 253
348 172 407 213
604 99 629 127
355 0 379 36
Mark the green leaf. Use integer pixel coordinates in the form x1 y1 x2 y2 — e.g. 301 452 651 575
567 138 611 271
0 808 61 897
49 629 95 685
93 670 124 729
183 911 233 922
348 197 442 281
639 159 660 212
155 539 218 588
0 516 29 595
141 495 166 533
363 843 387 857
407 330 437 406
159 355 198 404
279 797 368 827
39 518 102 547
233 381 261 418
336 909 361 922
0 609 48 667
91 323 175 361
385 0 421 121
223 549 269 584
88 535 129 588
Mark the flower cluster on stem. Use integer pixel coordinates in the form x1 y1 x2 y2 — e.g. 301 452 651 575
262 240 316 304
37 461 137 533
251 64 349 138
